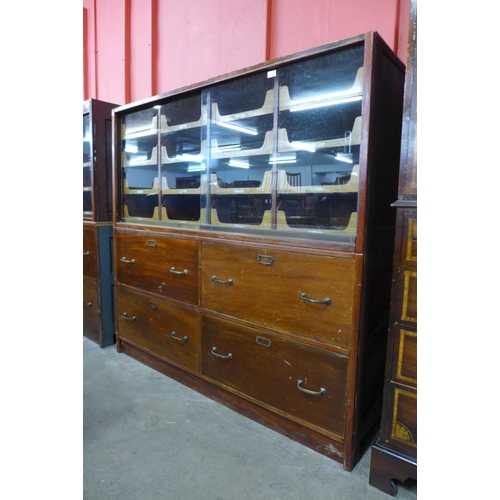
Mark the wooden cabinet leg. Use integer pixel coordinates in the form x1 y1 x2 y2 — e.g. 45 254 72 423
369 442 417 496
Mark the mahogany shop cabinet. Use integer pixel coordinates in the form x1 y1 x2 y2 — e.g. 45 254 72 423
112 31 405 471
83 98 117 348
369 1 418 494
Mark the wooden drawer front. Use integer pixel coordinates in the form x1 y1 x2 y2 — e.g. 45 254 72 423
116 286 200 373
83 227 97 279
201 242 357 349
386 385 417 455
83 278 99 331
401 270 417 324
115 231 199 305
201 315 349 437
400 212 417 266
392 327 417 387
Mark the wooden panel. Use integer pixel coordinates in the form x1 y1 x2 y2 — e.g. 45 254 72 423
201 242 357 348
117 285 200 373
393 327 417 386
83 277 99 332
115 231 199 305
83 226 97 279
390 386 417 450
401 212 417 266
401 270 417 324
201 315 349 437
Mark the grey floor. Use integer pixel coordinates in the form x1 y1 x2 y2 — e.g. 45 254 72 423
83 337 417 499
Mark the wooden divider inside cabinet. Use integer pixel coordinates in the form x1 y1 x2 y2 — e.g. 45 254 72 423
115 231 199 305
83 278 99 332
116 285 201 373
83 227 97 279
201 315 349 437
201 242 358 349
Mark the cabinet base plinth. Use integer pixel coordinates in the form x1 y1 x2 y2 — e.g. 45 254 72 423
369 440 417 496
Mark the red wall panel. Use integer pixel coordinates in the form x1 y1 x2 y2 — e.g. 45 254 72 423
95 0 127 104
83 0 410 104
269 0 407 60
155 0 269 95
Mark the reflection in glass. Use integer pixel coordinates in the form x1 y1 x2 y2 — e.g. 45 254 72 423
206 72 275 228
276 44 364 238
83 113 92 216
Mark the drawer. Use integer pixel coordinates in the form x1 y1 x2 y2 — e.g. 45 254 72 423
400 211 417 266
116 285 200 373
83 227 97 278
201 242 357 348
115 231 199 305
83 278 99 331
391 327 417 387
201 315 349 437
381 384 417 457
400 269 417 324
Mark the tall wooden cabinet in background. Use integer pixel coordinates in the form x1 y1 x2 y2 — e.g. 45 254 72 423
112 32 405 471
369 1 417 495
83 99 117 348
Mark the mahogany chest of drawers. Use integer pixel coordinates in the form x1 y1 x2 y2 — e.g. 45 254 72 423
369 1 417 493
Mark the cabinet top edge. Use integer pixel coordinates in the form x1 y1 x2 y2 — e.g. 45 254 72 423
112 31 384 115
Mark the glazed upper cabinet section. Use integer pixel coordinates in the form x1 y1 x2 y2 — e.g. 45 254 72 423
83 113 92 217
117 40 365 243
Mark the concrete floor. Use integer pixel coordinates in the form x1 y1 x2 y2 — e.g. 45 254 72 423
83 337 417 499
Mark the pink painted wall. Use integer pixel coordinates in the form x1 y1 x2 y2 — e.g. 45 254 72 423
83 0 410 105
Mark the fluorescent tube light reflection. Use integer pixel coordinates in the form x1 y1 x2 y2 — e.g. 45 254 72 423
228 159 249 169
290 95 362 112
215 121 258 135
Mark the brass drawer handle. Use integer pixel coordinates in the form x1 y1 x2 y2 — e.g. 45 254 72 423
122 312 136 321
211 347 232 359
257 254 274 266
300 293 330 305
170 267 188 275
83 251 90 256
297 380 326 396
256 336 272 348
120 257 135 264
171 331 188 342
147 239 157 247
83 300 92 307
211 276 233 285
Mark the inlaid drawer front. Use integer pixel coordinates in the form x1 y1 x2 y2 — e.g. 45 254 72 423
401 212 417 266
116 285 200 373
83 228 97 278
83 278 99 331
388 386 417 453
393 327 417 386
201 315 349 437
401 270 417 324
115 231 199 305
201 242 357 349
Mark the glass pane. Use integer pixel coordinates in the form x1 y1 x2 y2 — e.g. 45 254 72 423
159 93 203 227
83 113 92 217
206 72 275 230
276 44 364 242
120 108 160 221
